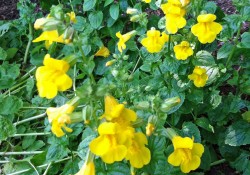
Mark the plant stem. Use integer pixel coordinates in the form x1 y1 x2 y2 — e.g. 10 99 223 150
21 106 47 109
0 151 43 156
42 162 52 175
210 159 226 166
131 55 141 74
6 157 71 175
226 23 242 67
23 23 33 64
28 161 39 175
11 132 50 137
168 34 171 53
14 113 46 126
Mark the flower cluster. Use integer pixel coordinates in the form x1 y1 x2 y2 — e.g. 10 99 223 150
141 28 169 53
168 136 204 173
188 66 208 87
35 54 72 99
90 95 151 168
161 0 188 34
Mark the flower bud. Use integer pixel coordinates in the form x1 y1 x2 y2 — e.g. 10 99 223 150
130 15 140 22
63 26 75 42
160 97 181 112
106 59 116 67
126 7 138 15
34 18 47 30
146 123 155 136
42 19 62 31
135 101 150 110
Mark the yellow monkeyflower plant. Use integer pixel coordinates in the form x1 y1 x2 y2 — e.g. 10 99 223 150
141 28 169 53
46 104 75 137
116 30 136 52
75 161 95 175
191 14 223 44
161 0 187 34
94 46 110 58
168 136 204 173
35 54 72 99
174 41 193 60
188 66 208 87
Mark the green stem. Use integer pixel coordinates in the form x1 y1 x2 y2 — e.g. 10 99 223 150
28 161 39 175
0 151 43 156
42 162 52 175
226 23 242 67
131 55 142 74
23 23 33 64
14 113 46 126
11 132 50 137
210 159 226 166
168 34 171 53
3 78 29 96
21 107 47 109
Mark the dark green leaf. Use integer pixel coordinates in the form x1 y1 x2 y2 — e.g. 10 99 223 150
109 4 119 20
195 117 214 133
0 47 7 60
104 0 114 7
182 122 201 142
217 43 234 59
0 115 16 140
83 0 97 11
225 120 250 146
0 96 23 115
88 11 103 29
193 51 216 66
231 151 250 175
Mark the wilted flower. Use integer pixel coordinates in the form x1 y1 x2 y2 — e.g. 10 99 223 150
46 104 75 137
191 14 223 44
174 41 193 60
116 30 136 52
141 28 169 53
188 66 208 87
168 136 204 173
36 54 72 99
94 46 110 58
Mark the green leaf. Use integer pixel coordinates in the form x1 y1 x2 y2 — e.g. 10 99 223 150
182 122 201 142
231 151 250 175
225 120 250 146
76 79 93 98
0 47 7 60
242 111 250 122
104 0 114 7
204 1 217 13
106 162 130 175
195 117 214 133
27 140 45 151
22 136 36 149
0 96 23 115
193 51 216 66
46 144 68 161
88 11 103 29
0 62 20 89
0 22 11 37
0 115 16 140
217 43 234 59
109 4 119 20
83 0 97 11
240 32 250 48
6 48 18 60
210 90 222 109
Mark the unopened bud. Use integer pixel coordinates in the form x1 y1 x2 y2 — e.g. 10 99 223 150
130 15 140 22
126 7 138 15
123 55 129 60
146 123 155 136
106 59 116 67
42 19 62 31
163 128 177 140
160 97 181 112
63 27 74 42
34 18 47 30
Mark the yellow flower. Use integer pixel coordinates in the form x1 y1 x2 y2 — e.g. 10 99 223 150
67 11 77 23
75 162 95 175
126 132 151 168
141 28 169 53
142 0 151 3
101 95 137 123
188 66 208 88
116 30 136 53
146 123 155 136
180 0 190 6
94 46 110 58
174 41 193 60
36 54 72 99
161 1 186 34
168 136 204 173
89 122 128 164
191 14 223 44
33 30 65 49
46 104 75 137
